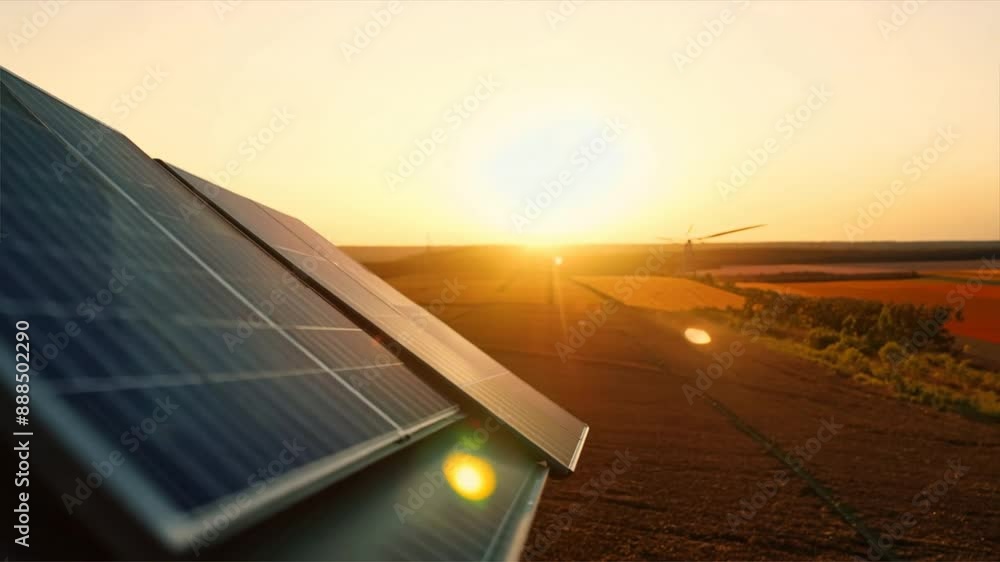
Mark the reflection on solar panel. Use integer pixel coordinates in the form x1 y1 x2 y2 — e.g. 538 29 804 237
221 417 549 561
163 163 590 473
0 68 460 550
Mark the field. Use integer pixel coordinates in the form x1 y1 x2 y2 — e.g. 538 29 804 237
737 279 1000 343
575 276 745 312
387 271 604 307
705 259 994 279
360 245 1000 561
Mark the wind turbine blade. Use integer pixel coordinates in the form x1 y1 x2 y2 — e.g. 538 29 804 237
695 224 766 241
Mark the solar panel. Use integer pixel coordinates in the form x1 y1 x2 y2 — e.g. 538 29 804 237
163 163 590 473
219 417 549 561
0 68 460 551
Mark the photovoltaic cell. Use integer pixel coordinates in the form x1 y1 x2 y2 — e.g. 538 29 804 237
0 68 458 548
164 164 589 473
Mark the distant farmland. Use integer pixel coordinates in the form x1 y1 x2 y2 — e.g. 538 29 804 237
386 272 604 308
738 279 1000 343
574 276 745 312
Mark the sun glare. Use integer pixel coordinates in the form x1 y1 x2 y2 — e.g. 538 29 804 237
443 452 497 502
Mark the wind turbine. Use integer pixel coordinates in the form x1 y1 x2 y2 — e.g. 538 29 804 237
659 224 766 275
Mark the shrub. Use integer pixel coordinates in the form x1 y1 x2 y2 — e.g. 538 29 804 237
807 327 840 350
729 287 958 357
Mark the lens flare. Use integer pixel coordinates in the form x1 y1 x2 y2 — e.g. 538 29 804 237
553 256 564 266
443 452 497 501
684 327 712 345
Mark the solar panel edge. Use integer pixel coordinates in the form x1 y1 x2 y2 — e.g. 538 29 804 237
569 423 590 473
1 65 129 145
165 405 464 553
483 462 550 562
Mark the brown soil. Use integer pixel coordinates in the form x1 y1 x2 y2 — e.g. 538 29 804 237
386 271 1000 561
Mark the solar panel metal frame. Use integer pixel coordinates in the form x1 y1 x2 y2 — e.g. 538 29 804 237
212 416 551 561
0 68 464 555
160 162 589 475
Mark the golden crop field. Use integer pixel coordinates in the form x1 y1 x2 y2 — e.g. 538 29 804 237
386 272 604 307
574 276 745 312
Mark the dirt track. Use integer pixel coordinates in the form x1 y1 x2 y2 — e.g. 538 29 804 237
388 273 1000 561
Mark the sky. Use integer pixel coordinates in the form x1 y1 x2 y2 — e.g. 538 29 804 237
1 0 998 246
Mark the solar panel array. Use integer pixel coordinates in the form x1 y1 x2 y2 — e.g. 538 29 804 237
165 163 589 472
0 68 459 547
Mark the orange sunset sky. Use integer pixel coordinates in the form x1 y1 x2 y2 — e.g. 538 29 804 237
2 0 998 245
